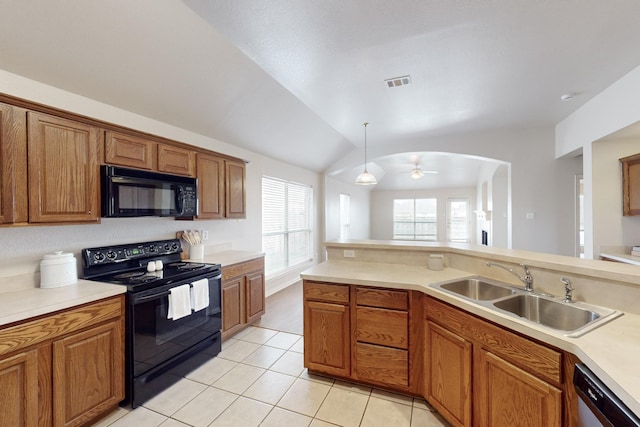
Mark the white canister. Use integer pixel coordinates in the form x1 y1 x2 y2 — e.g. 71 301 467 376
428 254 444 271
40 251 78 288
189 244 204 261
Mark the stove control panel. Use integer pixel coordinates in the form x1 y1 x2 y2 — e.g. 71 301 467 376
83 239 182 267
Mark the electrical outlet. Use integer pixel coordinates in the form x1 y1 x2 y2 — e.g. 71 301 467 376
201 230 209 241
343 250 355 258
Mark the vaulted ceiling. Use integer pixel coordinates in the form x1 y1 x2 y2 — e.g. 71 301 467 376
1 0 639 188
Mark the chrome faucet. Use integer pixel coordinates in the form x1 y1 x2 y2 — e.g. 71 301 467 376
486 262 534 292
561 277 574 303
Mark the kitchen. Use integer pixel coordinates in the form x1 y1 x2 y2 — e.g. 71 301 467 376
2 1 640 426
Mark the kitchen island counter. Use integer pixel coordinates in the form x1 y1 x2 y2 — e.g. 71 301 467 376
302 240 640 417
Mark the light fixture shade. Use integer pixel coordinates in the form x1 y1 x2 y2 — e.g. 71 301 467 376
410 168 424 179
355 170 377 185
355 122 377 185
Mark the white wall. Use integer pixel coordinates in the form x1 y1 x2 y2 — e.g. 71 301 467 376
592 137 640 254
0 70 322 296
328 128 581 255
370 188 476 241
324 176 371 241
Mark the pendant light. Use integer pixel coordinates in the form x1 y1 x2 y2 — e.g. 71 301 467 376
355 122 377 185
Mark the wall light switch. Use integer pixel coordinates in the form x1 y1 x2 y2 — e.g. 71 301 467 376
526 212 535 220
343 250 355 258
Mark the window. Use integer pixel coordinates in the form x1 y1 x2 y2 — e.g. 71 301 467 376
340 193 350 240
447 198 470 243
393 198 437 240
262 176 313 275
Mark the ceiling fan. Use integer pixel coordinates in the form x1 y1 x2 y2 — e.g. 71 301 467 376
404 162 438 179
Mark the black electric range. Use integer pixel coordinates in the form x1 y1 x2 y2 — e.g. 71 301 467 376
81 238 223 408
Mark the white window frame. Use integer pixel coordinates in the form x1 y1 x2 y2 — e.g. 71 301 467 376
447 197 471 243
393 198 438 241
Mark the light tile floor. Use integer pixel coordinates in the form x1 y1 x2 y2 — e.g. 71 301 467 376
91 326 451 427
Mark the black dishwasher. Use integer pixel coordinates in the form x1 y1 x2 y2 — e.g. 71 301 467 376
574 364 640 427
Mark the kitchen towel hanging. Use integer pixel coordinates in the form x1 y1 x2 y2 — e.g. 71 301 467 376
167 284 192 320
190 278 209 312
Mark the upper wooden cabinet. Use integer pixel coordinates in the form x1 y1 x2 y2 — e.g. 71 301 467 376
105 130 154 170
197 153 225 219
0 103 27 224
225 160 246 218
197 154 246 219
621 153 640 216
158 143 195 177
27 112 102 224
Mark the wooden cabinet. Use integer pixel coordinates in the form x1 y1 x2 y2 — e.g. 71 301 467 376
0 296 124 427
0 102 27 224
52 320 123 427
225 160 246 218
425 321 472 427
475 349 561 427
221 257 265 340
425 297 563 427
196 153 225 219
157 143 195 177
353 287 409 389
303 281 351 377
27 112 102 224
105 130 154 170
0 348 39 426
621 153 640 215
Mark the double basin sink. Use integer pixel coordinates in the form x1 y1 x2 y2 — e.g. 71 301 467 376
431 277 621 337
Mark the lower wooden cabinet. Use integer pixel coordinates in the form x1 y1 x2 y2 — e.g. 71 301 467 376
425 320 472 427
221 257 265 340
304 299 351 377
0 349 38 426
0 296 124 427
53 320 123 427
475 349 561 427
425 296 563 427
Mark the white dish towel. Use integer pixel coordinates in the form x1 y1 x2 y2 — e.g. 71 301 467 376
190 278 209 312
167 284 192 320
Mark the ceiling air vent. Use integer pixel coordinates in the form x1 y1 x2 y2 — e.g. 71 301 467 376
385 75 411 88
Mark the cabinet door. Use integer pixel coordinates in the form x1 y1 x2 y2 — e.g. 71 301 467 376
27 112 102 223
425 321 472 427
245 271 265 324
0 349 38 427
197 153 225 219
105 130 154 170
0 103 27 224
157 143 195 177
475 349 561 427
621 153 640 215
225 160 246 218
304 301 350 377
222 277 243 337
52 320 124 427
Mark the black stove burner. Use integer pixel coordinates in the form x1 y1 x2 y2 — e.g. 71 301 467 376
166 262 206 271
113 271 146 280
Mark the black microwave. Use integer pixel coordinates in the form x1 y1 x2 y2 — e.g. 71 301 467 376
101 165 198 218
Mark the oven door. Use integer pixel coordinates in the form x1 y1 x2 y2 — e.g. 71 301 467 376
129 273 222 378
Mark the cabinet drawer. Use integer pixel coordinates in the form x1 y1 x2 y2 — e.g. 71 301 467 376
303 281 349 304
0 296 123 357
356 287 408 310
355 306 408 349
222 257 264 281
354 342 408 387
426 297 561 385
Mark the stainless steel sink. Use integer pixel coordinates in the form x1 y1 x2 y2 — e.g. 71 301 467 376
438 278 517 300
430 276 621 337
492 294 620 336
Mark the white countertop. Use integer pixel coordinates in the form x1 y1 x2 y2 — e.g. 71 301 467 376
600 252 640 266
301 260 640 416
190 250 264 267
0 275 126 327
